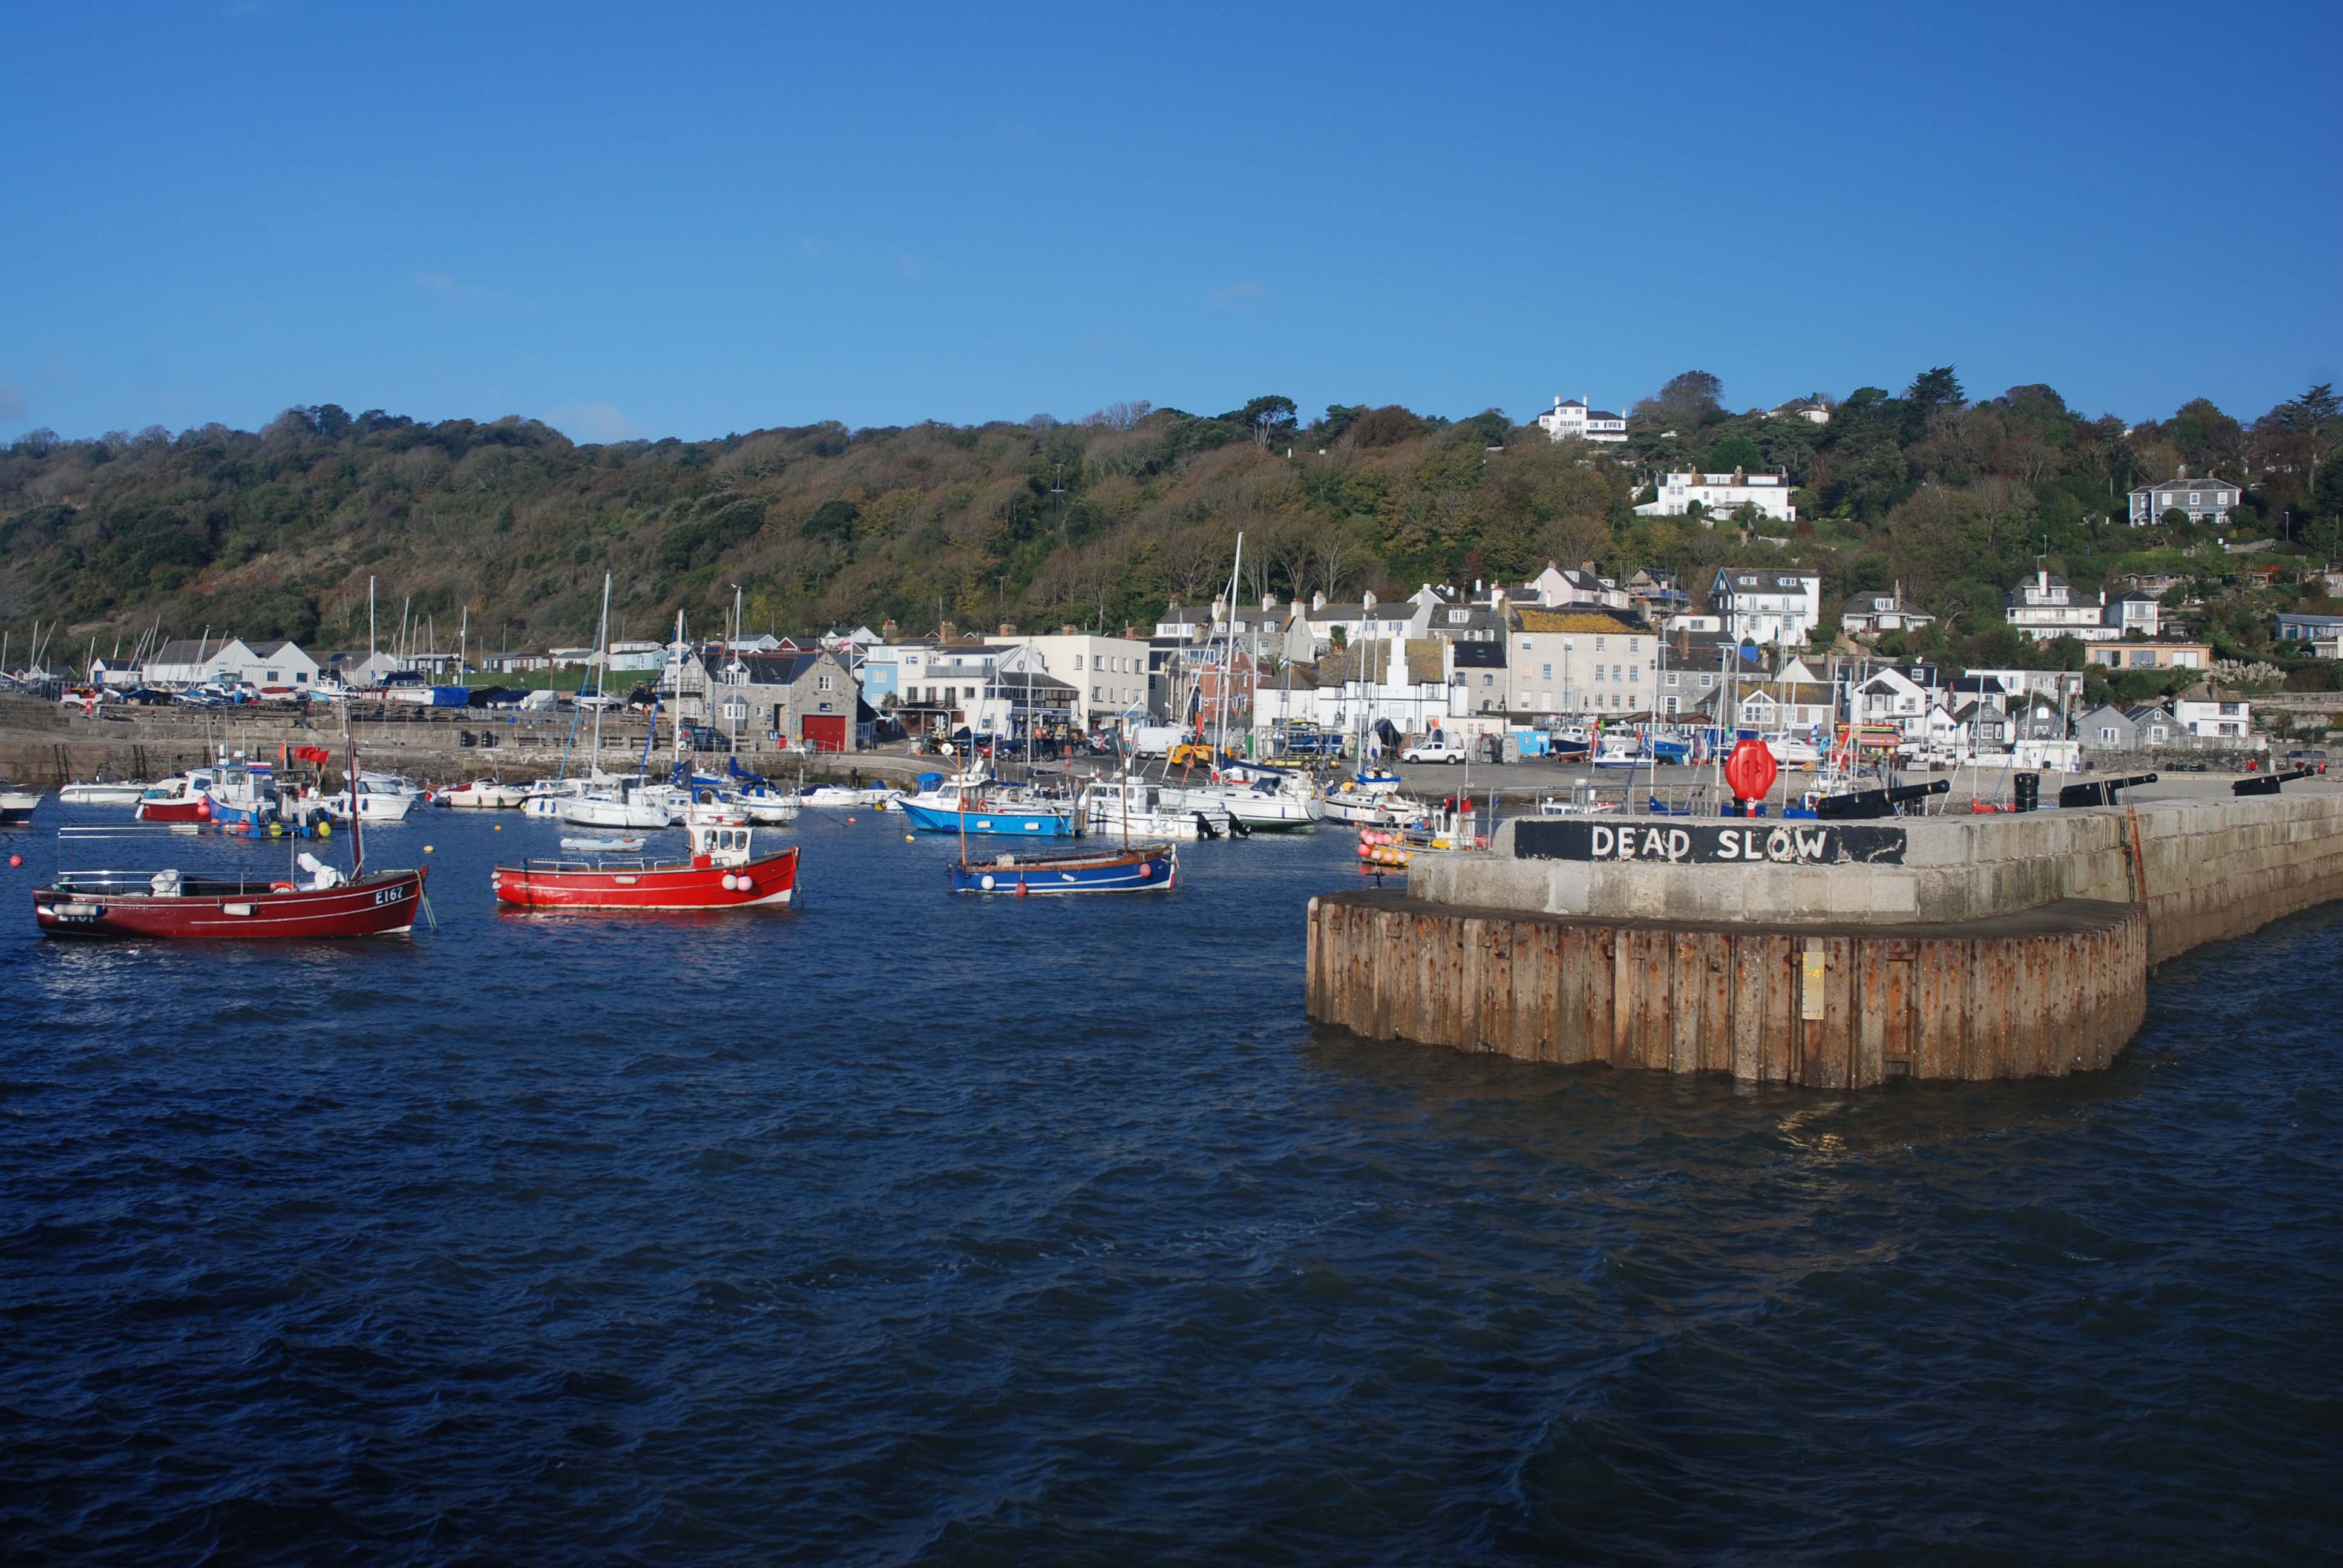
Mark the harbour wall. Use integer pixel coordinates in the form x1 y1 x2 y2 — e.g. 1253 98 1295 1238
1308 793 2343 1084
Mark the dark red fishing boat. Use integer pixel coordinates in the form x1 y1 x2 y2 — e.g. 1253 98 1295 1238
492 823 798 911
33 863 427 938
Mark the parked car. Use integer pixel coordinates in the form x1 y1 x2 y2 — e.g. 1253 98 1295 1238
117 687 174 707
1401 735 1469 765
681 724 734 753
574 689 622 711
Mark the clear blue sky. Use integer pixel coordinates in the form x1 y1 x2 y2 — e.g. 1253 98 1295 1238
4 1 2336 445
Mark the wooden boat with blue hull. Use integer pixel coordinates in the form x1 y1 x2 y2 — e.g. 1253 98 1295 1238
948 841 1176 895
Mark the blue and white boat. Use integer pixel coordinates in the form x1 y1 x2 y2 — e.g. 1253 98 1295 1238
900 799 1080 837
948 841 1175 894
203 756 279 832
897 775 1080 837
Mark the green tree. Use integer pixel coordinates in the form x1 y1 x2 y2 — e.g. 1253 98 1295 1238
1706 434 1764 472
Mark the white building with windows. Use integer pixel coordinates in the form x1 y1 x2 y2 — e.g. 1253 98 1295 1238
1534 396 1629 444
2128 472 2241 527
1706 569 1823 646
1300 593 1417 657
983 630 1156 727
2005 570 2152 643
2171 683 2255 744
1636 470 1797 524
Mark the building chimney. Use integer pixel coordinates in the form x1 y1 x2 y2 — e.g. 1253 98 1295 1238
998 622 1017 637
1312 590 1326 612
939 619 957 640
1260 592 1275 611
880 618 898 641
1060 623 1079 636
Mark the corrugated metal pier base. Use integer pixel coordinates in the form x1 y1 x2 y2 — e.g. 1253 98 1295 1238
1304 891 2148 1087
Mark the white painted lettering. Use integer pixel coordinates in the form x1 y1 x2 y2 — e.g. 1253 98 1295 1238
1796 829 1828 860
1591 826 1613 857
1642 829 1666 858
1766 828 1793 861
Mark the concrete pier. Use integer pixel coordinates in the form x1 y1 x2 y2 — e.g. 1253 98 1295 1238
1307 793 2343 1085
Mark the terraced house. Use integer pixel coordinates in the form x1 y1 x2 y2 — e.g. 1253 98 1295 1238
1505 606 1658 716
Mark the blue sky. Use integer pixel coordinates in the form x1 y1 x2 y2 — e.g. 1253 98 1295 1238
3 1 2336 444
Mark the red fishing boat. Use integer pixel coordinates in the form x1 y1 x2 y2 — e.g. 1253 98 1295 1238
33 857 427 938
491 822 799 911
133 773 214 823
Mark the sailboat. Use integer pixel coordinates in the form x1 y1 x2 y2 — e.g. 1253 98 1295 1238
949 746 1173 893
558 577 673 829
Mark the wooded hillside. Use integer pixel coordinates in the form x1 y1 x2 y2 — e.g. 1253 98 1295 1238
4 376 2337 670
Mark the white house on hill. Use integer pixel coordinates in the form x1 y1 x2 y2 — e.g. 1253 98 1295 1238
1636 470 1797 524
1533 396 1628 443
1707 570 1823 646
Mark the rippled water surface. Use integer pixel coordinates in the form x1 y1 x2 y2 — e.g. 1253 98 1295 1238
3 808 2339 1564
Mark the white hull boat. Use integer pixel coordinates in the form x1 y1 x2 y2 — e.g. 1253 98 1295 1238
1323 788 1426 827
59 780 149 808
1160 782 1323 831
800 784 901 809
560 788 676 830
1085 782 1232 840
445 780 526 808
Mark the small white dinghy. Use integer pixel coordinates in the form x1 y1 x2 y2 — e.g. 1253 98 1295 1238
560 834 647 852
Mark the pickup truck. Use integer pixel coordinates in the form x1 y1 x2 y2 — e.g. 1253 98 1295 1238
1401 736 1468 765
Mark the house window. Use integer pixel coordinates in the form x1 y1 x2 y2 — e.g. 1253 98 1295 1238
1594 667 1604 682
1481 673 1493 687
1629 666 1640 682
1594 637 1605 652
817 674 834 691
1075 655 1084 670
1541 663 1552 679
2100 727 2118 742
1665 671 1678 687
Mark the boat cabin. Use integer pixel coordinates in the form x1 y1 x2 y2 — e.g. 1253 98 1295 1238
690 823 758 867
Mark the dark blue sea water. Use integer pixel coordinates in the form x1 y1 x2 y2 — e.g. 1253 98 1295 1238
2 808 2339 1564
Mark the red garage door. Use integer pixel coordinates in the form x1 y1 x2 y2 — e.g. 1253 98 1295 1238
803 715 848 753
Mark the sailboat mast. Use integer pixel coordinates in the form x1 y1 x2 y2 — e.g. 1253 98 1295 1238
589 573 611 771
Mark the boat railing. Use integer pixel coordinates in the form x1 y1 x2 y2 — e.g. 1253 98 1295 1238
56 823 206 841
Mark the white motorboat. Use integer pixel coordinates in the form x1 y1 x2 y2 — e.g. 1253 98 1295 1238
1159 777 1323 831
1323 787 1426 827
560 782 676 830
0 781 41 825
800 783 902 809
359 769 424 797
1762 734 1821 768
1084 779 1232 840
309 777 417 823
58 779 149 808
724 777 803 823
444 779 525 809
